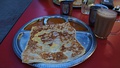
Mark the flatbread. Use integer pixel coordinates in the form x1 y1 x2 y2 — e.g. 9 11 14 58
22 23 85 63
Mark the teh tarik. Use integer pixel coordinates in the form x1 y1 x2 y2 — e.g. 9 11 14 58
94 9 117 39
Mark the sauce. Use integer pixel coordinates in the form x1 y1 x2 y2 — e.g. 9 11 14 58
24 18 88 31
24 19 44 31
69 21 88 31
47 18 66 25
47 18 87 31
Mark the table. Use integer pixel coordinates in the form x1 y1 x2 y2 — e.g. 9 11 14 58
0 0 120 68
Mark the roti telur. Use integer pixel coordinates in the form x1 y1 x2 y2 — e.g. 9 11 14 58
22 23 85 63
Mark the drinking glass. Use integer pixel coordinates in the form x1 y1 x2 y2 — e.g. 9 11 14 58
94 8 117 39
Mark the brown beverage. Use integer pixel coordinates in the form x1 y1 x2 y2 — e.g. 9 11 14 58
94 9 117 39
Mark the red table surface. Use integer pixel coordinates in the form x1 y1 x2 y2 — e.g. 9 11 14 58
0 0 120 68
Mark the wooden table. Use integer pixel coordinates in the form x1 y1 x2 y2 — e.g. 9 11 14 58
0 0 120 68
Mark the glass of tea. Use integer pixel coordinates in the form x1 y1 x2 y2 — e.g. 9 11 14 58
94 8 117 39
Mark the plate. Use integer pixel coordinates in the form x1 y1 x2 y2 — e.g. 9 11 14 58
53 0 82 8
13 15 96 68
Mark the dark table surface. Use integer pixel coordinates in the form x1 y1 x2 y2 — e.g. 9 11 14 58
0 0 32 43
0 0 120 68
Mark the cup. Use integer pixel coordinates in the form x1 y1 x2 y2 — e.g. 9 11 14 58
81 2 90 14
60 0 74 16
81 0 94 15
94 8 117 39
89 4 108 27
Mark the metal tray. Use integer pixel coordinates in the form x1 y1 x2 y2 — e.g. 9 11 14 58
53 0 82 8
13 15 96 68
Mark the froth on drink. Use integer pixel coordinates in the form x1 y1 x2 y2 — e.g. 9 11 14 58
94 8 117 39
